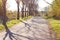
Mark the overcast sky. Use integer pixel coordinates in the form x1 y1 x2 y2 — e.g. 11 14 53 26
7 0 53 11
38 0 53 11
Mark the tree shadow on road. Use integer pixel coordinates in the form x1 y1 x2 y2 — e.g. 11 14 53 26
2 20 41 40
2 19 56 40
3 24 19 40
19 20 32 32
2 23 35 40
19 20 55 40
19 20 47 40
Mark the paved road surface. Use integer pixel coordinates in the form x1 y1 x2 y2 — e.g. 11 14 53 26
0 16 56 40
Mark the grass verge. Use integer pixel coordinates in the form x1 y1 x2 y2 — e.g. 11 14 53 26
48 18 60 40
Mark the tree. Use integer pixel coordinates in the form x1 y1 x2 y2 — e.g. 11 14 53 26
22 0 28 17
21 0 30 17
0 0 3 16
21 0 28 18
21 0 38 18
21 0 25 18
28 0 38 16
43 0 60 19
44 6 53 18
52 0 60 19
24 0 38 16
16 0 20 20
2 0 7 25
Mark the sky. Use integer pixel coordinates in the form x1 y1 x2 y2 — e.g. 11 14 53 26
7 0 53 11
38 0 53 11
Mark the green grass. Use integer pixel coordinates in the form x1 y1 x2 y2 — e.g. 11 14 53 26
0 16 32 30
48 18 60 40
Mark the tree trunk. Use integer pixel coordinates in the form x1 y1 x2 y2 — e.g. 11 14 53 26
25 7 26 17
17 3 20 20
22 7 24 18
22 4 24 18
2 2 6 25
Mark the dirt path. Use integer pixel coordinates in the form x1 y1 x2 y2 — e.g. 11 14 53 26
0 16 56 40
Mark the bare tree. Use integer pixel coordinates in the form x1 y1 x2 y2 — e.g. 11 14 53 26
21 0 29 17
28 0 38 16
16 0 20 20
2 0 7 25
20 0 27 18
21 0 24 18
21 0 38 18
